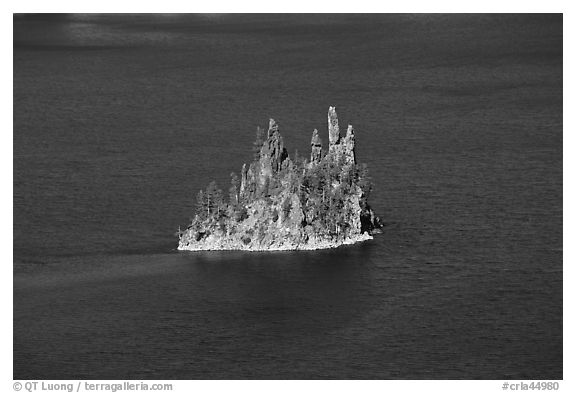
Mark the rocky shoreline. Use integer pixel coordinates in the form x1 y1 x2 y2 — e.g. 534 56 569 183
177 232 373 252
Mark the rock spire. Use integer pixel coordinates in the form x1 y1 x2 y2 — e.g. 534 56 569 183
343 124 356 164
260 118 288 174
328 106 340 148
324 107 356 165
310 129 323 163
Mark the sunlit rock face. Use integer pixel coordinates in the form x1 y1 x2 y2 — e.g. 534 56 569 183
310 129 322 164
326 107 355 165
342 124 356 165
240 118 289 200
260 118 288 175
328 106 340 148
179 106 381 252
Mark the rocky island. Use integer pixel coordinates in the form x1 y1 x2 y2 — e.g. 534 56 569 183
178 107 382 251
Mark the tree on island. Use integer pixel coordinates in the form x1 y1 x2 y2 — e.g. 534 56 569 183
195 189 207 221
229 172 239 205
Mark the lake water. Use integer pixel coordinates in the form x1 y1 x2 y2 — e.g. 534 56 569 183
13 14 562 379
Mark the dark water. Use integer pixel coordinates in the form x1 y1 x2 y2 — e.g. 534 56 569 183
13 14 562 379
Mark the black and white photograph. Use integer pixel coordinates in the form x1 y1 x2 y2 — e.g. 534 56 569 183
11 7 565 386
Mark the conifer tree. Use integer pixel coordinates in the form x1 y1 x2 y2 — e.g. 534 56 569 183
229 172 239 205
214 187 224 217
206 181 225 217
294 149 301 165
195 189 207 220
294 149 306 175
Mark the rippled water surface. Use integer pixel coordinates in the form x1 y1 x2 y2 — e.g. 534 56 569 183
13 14 562 379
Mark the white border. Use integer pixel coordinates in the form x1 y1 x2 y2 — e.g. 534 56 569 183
5 0 572 13
5 3 571 392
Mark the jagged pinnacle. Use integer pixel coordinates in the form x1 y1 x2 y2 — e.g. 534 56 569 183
346 124 354 137
268 118 279 137
311 129 322 146
328 106 340 145
310 129 323 163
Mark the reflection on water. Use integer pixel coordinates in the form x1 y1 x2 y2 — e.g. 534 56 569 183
14 247 379 379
